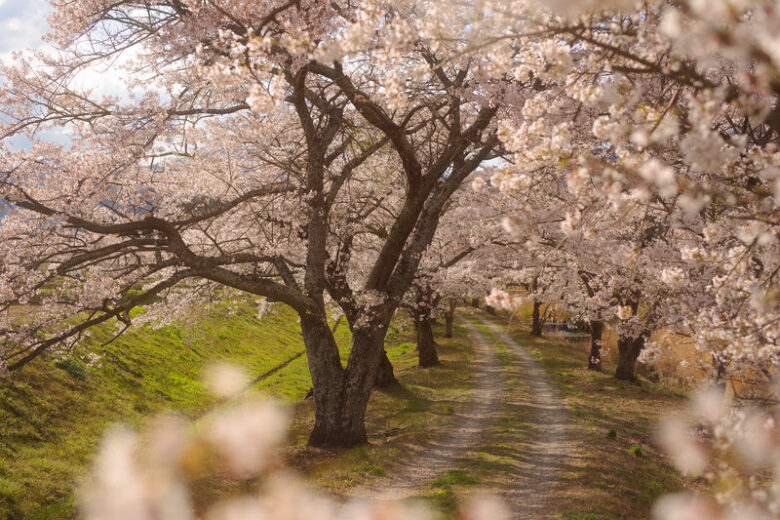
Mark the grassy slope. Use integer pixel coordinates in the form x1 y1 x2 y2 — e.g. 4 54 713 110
0 304 353 519
0 304 479 520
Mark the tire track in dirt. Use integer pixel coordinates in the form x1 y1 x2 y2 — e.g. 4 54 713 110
348 319 502 500
476 317 573 519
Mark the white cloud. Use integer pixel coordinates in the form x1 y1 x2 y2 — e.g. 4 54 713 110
0 0 50 57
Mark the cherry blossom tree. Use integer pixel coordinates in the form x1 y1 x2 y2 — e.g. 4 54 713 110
440 0 780 513
401 177 523 367
0 0 510 447
424 0 780 387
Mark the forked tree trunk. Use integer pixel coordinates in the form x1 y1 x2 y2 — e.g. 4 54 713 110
374 349 397 388
415 316 441 367
444 299 456 338
588 320 604 371
302 316 386 448
615 332 648 381
531 300 543 337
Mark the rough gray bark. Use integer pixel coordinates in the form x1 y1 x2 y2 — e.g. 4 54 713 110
374 349 398 388
615 332 648 381
304 317 388 447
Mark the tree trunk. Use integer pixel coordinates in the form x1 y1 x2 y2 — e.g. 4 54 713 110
708 354 729 396
444 299 456 338
302 316 386 448
471 297 480 308
615 333 647 381
415 317 440 367
531 300 543 337
374 348 397 388
588 320 604 371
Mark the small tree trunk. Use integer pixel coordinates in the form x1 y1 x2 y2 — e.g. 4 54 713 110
588 320 604 371
416 317 440 367
471 297 480 308
374 348 397 388
531 300 543 337
709 354 729 396
444 314 455 338
615 333 647 381
444 299 456 338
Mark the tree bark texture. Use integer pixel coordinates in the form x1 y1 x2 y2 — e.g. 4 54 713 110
588 320 604 371
531 300 543 337
302 316 388 447
415 316 440 367
444 299 456 338
374 348 398 388
615 332 648 381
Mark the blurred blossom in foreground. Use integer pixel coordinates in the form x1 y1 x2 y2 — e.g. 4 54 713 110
205 362 251 398
653 386 780 520
81 365 504 520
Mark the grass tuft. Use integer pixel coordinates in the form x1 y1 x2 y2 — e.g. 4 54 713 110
630 446 645 457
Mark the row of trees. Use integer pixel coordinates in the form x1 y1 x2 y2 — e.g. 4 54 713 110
0 0 778 467
0 0 511 448
471 0 780 397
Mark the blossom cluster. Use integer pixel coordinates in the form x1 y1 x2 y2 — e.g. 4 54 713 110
81 365 506 520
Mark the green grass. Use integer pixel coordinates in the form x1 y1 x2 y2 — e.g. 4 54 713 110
0 305 479 519
0 303 351 519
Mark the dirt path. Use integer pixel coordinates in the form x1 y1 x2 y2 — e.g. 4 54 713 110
348 316 572 517
349 319 502 500
476 317 573 519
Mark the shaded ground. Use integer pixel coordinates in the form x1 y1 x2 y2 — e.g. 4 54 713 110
293 319 482 493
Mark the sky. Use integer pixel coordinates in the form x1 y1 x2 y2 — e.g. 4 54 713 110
0 0 59 148
0 0 135 147
0 0 50 61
